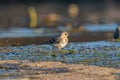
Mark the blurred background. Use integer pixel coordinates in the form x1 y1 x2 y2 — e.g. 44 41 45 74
0 0 119 46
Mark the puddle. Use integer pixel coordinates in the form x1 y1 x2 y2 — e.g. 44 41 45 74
84 24 117 32
0 23 117 38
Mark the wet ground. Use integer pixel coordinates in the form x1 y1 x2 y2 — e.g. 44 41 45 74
0 41 120 68
0 24 119 79
0 41 120 79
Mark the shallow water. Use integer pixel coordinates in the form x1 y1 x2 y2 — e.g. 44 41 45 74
84 24 117 32
0 24 117 38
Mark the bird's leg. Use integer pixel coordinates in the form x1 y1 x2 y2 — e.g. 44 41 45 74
59 48 65 62
52 47 56 56
58 48 62 53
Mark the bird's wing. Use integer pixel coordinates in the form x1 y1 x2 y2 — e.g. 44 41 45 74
114 27 119 39
43 36 62 44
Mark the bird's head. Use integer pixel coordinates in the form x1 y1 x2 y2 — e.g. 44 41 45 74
60 31 69 37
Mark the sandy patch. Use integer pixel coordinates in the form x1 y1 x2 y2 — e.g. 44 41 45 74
0 60 119 80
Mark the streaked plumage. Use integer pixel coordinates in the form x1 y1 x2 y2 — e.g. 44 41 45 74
43 31 69 50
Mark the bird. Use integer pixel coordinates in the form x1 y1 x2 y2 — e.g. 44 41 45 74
42 31 69 50
113 25 120 39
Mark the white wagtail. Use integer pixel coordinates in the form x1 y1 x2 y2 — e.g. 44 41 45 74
43 31 69 50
